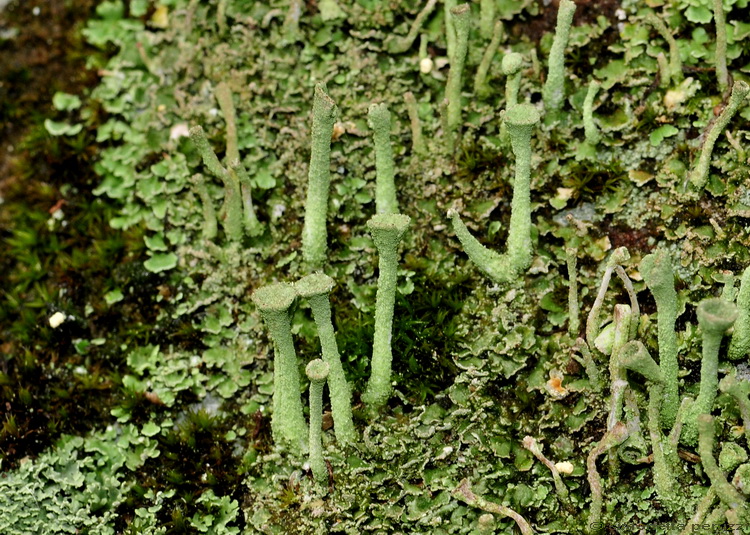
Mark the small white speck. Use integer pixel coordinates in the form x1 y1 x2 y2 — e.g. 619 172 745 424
49 311 66 328
555 461 574 474
32 6 40 15
170 123 190 140
419 57 433 74
615 8 626 21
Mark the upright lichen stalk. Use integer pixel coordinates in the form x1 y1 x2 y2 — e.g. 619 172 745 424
306 359 329 487
251 283 307 452
295 273 356 445
640 250 680 428
542 0 576 112
362 213 411 411
729 267 750 360
368 104 398 215
445 4 470 146
681 298 738 445
190 125 244 242
302 84 338 269
713 0 728 93
449 104 540 283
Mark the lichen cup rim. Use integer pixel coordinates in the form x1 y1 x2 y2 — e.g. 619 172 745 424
251 282 297 312
504 103 541 126
697 298 738 333
295 273 335 298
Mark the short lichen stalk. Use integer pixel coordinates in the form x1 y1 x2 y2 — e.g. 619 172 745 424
403 92 425 155
251 283 308 452
480 0 495 40
640 250 680 428
566 247 580 336
542 0 576 113
362 214 411 411
697 414 749 519
689 81 750 191
302 84 338 269
215 81 239 163
713 0 728 93
445 4 470 149
306 359 329 487
368 104 398 215
295 273 356 445
587 422 629 534
228 160 263 236
474 21 504 99
386 0 437 54
646 12 682 86
586 247 632 349
449 104 540 284
719 371 750 445
453 479 534 535
190 125 244 242
503 53 523 108
583 79 601 145
681 298 738 445
189 173 218 240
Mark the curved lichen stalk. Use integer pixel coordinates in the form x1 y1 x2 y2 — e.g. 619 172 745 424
449 104 540 284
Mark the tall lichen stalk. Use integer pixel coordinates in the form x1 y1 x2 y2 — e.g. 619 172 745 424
302 84 338 269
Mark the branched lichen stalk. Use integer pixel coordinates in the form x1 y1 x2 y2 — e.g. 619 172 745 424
302 84 338 269
295 273 356 445
362 214 411 410
306 359 329 486
251 283 307 452
646 13 682 85
404 92 426 155
445 4 470 140
368 104 398 215
640 250 680 428
587 422 629 534
215 82 239 164
522 436 569 505
586 247 630 349
474 21 504 99
542 0 576 112
713 0 728 93
698 414 749 516
573 338 602 391
190 125 243 242
689 81 750 190
452 479 534 535
583 79 601 145
386 0 437 54
449 104 540 283
682 298 738 445
189 173 218 240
